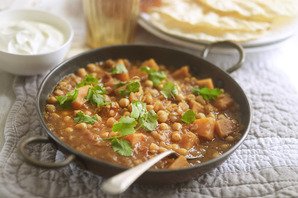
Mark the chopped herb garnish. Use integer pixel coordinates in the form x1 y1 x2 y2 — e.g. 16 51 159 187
56 89 78 106
192 87 222 100
140 66 166 86
110 138 132 157
140 110 158 131
112 116 137 136
161 82 178 99
118 80 140 97
131 101 146 119
77 74 98 87
74 111 98 124
111 62 128 74
181 109 196 124
131 101 158 131
86 85 108 106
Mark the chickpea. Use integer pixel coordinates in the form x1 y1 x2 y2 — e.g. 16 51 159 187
119 98 130 108
158 147 167 153
159 123 169 130
149 143 159 154
176 148 188 156
109 109 116 117
123 111 130 116
212 151 221 158
178 102 189 111
154 101 163 112
63 116 72 123
47 96 57 104
77 68 87 77
171 131 182 142
226 136 234 142
221 144 230 149
84 111 92 116
172 123 182 131
129 93 138 102
106 117 116 127
151 131 159 139
54 89 64 96
175 94 185 101
198 113 206 119
51 113 60 119
187 94 196 100
75 123 87 130
157 110 169 123
86 63 97 72
157 84 164 90
149 89 159 97
101 132 109 138
171 144 179 150
144 80 153 87
143 94 153 104
146 105 154 111
64 127 73 133
46 104 56 113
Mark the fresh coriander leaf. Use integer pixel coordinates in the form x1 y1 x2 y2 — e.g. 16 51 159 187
140 66 166 86
74 111 98 124
140 110 158 131
56 89 78 106
181 109 196 124
131 101 146 119
118 80 140 97
161 82 178 99
91 92 107 106
111 62 128 74
111 138 132 156
113 82 126 89
112 116 137 136
86 85 108 106
192 87 222 100
127 81 140 93
77 74 98 87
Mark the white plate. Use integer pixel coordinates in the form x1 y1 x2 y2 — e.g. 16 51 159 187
139 12 298 54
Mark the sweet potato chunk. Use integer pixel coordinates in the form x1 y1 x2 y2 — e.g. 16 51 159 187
196 78 214 89
125 133 148 148
213 93 233 111
115 73 129 81
172 66 190 79
142 58 159 70
169 156 190 169
215 116 236 138
179 131 198 149
71 85 90 109
192 118 215 140
188 100 204 114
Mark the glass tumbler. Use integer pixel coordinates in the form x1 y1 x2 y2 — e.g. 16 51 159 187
83 0 140 48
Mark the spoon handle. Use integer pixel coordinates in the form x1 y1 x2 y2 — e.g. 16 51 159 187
101 150 174 195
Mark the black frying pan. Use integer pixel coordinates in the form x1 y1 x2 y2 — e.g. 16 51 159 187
18 42 251 184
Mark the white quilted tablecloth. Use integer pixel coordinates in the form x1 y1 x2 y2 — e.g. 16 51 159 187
0 0 298 197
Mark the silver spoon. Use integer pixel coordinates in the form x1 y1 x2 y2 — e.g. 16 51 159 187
101 150 199 195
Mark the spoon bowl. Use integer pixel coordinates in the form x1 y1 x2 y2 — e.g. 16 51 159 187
101 150 200 195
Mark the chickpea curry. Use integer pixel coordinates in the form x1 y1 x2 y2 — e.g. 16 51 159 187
44 58 242 169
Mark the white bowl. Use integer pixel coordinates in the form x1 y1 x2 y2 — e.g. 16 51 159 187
0 9 74 75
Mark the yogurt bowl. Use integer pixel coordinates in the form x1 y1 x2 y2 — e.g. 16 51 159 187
0 9 73 75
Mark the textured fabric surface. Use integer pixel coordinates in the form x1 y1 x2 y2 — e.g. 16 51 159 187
0 43 298 197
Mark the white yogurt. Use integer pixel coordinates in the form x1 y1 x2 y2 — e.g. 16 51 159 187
0 20 65 55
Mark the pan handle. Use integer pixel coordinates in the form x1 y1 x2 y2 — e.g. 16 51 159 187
202 41 245 73
18 136 75 169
